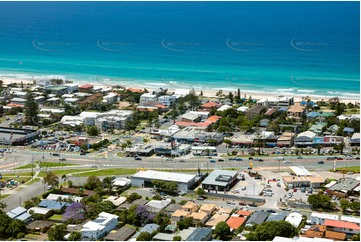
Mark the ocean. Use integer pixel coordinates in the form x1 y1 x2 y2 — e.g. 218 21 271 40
0 1 359 98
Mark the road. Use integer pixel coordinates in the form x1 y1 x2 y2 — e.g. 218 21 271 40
2 180 44 212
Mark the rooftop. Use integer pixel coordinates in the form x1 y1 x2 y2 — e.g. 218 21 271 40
202 169 237 187
205 214 230 227
324 219 360 230
104 224 136 241
289 166 312 176
329 178 360 192
131 170 196 183
227 215 247 229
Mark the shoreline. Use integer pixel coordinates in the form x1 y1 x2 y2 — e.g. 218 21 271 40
1 76 360 104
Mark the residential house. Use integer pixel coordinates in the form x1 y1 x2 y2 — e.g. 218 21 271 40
226 214 247 230
246 105 265 120
153 227 197 241
324 231 347 241
245 211 268 226
163 203 181 216
324 219 360 235
266 212 287 222
104 224 136 241
237 106 249 112
199 204 217 216
45 85 69 95
201 102 221 110
38 199 70 210
205 214 230 228
340 216 360 226
64 83 79 93
257 97 294 108
130 224 160 241
217 105 232 112
145 199 171 213
116 199 148 211
81 212 119 240
64 97 79 105
26 220 53 233
181 112 201 122
327 124 340 134
260 119 270 127
190 211 209 225
285 212 303 228
104 196 127 206
6 207 32 224
79 84 94 93
102 93 118 104
171 209 191 225
157 95 177 107
311 212 339 225
139 93 158 105
350 133 360 147
287 105 306 118
28 207 53 219
181 201 199 213
237 210 252 218
186 227 212 241
264 108 278 117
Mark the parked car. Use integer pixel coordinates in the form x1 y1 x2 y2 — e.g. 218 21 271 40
266 209 276 213
59 158 66 161
229 157 236 160
248 203 257 207
135 157 142 160
301 187 306 193
210 159 216 163
218 159 224 162
179 159 186 163
235 157 243 161
52 153 60 156
284 160 291 163
318 161 324 164
239 201 246 206
254 158 264 162
166 158 173 161
241 186 246 191
297 156 303 159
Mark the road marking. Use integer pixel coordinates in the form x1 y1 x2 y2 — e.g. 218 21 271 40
0 162 17 169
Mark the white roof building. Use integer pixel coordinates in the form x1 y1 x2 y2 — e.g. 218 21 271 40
310 212 339 225
289 166 312 176
217 105 232 112
112 177 131 187
340 216 360 225
60 116 84 126
237 106 249 112
285 212 303 228
46 193 82 202
28 207 52 215
81 212 119 240
105 196 127 206
173 89 190 98
145 199 172 213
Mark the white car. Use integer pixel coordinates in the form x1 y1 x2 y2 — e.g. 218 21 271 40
241 186 246 191
286 193 292 198
284 160 291 163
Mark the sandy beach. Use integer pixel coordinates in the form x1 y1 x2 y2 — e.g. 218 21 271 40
2 77 359 104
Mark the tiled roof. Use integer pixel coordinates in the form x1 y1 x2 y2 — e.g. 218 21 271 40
324 219 360 230
226 216 246 229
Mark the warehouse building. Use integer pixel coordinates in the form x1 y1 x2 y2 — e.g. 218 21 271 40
0 127 40 146
131 170 197 192
202 169 238 192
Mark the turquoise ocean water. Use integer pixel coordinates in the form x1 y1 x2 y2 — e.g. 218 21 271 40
0 1 359 98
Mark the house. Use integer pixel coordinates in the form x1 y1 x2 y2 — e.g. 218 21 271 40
324 231 347 241
46 193 82 202
245 211 268 226
171 209 191 225
81 212 119 240
217 105 232 112
311 212 339 225
130 223 160 241
266 212 287 222
79 84 94 93
139 93 158 105
324 219 360 235
181 112 201 122
6 206 32 224
111 177 131 188
227 215 247 230
260 119 270 127
237 106 249 112
163 203 181 216
102 93 118 104
246 105 265 120
273 236 333 242
45 85 69 95
116 199 148 211
303 225 326 239
104 224 136 241
201 102 221 110
205 214 230 228
26 220 54 233
64 97 79 105
285 212 303 228
28 207 53 219
153 227 197 241
277 132 295 147
199 204 217 216
327 124 340 134
186 227 212 241
190 211 209 225
182 201 199 213
104 196 127 206
60 187 95 196
287 104 305 118
157 95 177 107
307 112 319 119
340 216 360 226
64 83 79 93
145 199 171 213
38 199 70 210
237 210 252 218
328 178 360 195
257 97 294 108
217 207 232 215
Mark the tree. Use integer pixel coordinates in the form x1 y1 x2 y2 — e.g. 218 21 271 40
352 234 360 241
0 212 12 238
87 126 99 136
135 205 154 225
137 232 151 241
307 194 335 210
340 198 351 212
173 236 182 241
178 217 193 230
68 231 82 241
63 202 86 223
228 92 234 104
44 171 59 187
214 221 231 240
153 212 170 232
247 221 298 241
24 91 39 125
24 197 41 209
84 175 102 190
350 201 360 211
0 202 7 211
195 188 206 197
6 219 26 239
127 193 142 203
103 176 114 192
47 224 67 241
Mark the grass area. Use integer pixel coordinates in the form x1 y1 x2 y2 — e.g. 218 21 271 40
26 177 41 185
49 214 63 221
2 172 33 178
117 152 125 157
16 163 36 169
77 168 137 177
333 166 360 173
24 234 40 240
37 161 77 168
38 169 96 177
0 194 10 200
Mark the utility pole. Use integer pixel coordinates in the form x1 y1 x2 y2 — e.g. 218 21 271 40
31 155 34 180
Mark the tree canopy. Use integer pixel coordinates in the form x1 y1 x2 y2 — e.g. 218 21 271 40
307 194 335 209
247 221 298 241
214 221 231 240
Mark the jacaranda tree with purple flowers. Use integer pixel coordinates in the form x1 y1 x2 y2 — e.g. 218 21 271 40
135 205 154 225
63 202 86 224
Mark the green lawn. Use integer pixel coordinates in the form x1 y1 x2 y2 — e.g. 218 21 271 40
37 161 77 168
333 166 360 173
26 178 41 185
16 163 36 170
49 214 63 221
38 169 96 177
2 172 33 177
77 168 137 177
0 194 10 200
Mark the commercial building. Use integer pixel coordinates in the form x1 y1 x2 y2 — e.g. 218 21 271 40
350 133 360 147
157 95 177 107
294 131 316 147
0 127 40 146
324 219 360 235
81 212 119 240
139 93 158 105
282 166 324 188
202 169 238 192
45 85 69 95
102 93 118 104
277 132 295 147
131 170 197 192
